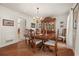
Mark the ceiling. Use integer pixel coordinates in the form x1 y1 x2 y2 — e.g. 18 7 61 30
0 3 73 17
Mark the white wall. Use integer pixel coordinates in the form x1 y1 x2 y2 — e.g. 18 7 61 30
56 14 68 35
26 16 36 30
0 5 32 48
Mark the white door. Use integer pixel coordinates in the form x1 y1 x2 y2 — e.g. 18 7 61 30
17 18 26 41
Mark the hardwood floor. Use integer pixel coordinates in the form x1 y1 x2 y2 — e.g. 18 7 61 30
0 40 74 56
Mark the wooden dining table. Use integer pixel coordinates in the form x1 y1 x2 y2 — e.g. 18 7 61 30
31 33 56 47
31 33 56 41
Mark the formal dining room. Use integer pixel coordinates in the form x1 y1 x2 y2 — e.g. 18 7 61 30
0 3 79 56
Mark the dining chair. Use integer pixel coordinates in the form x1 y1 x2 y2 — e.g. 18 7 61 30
24 29 30 45
31 29 42 52
43 30 58 56
44 39 56 51
58 29 66 43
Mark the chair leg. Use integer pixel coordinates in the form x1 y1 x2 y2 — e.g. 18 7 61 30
29 40 33 48
43 45 49 52
40 42 44 51
34 44 37 53
55 45 58 56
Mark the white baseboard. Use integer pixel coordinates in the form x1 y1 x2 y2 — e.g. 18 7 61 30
0 39 24 48
75 51 79 56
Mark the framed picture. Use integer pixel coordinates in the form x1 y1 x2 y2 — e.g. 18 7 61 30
31 23 35 28
60 21 64 24
3 19 14 26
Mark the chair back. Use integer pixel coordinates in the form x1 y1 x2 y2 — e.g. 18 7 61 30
62 29 66 36
24 29 29 37
55 29 59 56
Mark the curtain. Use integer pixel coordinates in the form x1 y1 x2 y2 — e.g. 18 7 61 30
66 9 74 49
